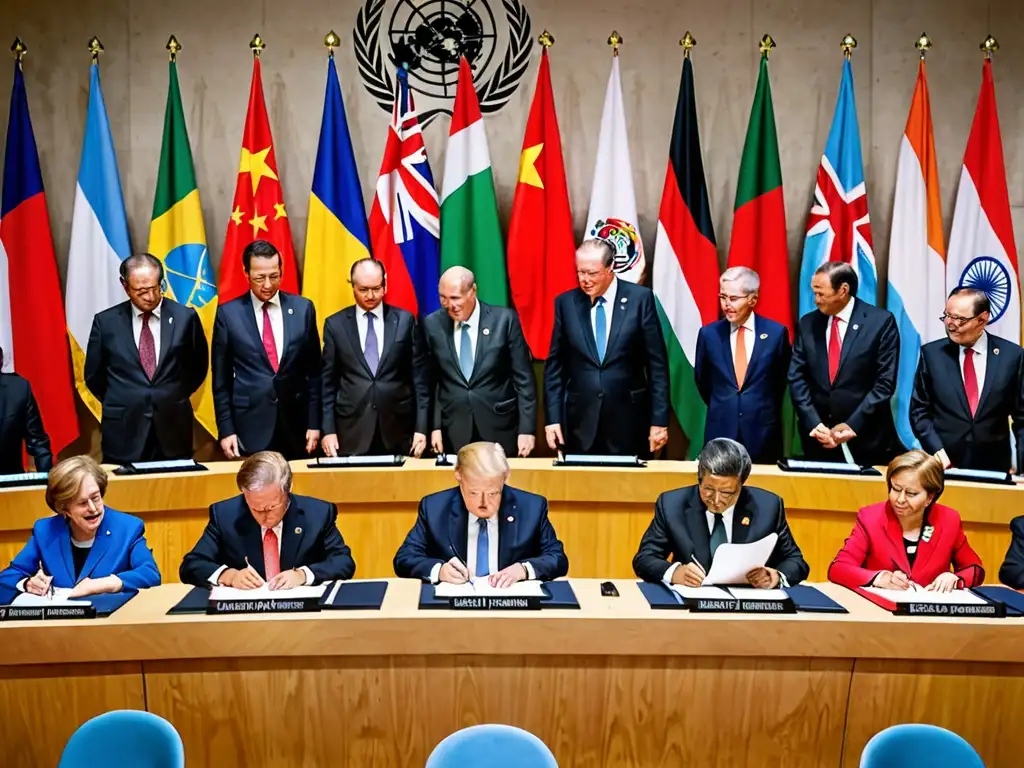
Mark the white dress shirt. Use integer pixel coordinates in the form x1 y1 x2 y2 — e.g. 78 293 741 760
452 299 482 356
131 300 163 364
429 513 537 583
825 298 855 349
252 290 286 358
356 303 385 360
730 313 756 364
959 331 988 398
209 519 315 586
590 277 618 344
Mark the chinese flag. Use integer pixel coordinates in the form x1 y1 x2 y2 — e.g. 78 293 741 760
506 48 576 359
218 55 298 302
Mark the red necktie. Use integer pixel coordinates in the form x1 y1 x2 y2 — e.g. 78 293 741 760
828 316 842 384
262 302 280 373
963 348 979 416
263 529 280 579
139 311 156 380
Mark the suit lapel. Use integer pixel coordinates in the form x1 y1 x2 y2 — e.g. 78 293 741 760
496 489 517 571
343 310 372 376
151 302 177 379
883 504 912 574
836 301 865 378
603 285 627 362
448 492 469 562
684 498 712 572
974 338 1001 418
237 505 267 578
278 293 299 368
76 523 113 581
575 291 600 363
812 312 831 387
730 494 752 545
743 316 769 389
469 303 494 384
278 497 304 571
242 293 274 371
940 342 972 417
56 523 75 583
377 306 399 372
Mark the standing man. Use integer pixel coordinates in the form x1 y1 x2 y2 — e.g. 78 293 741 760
212 239 322 460
420 266 536 457
544 239 669 457
0 346 52 474
911 287 1024 472
321 259 429 458
789 261 900 465
695 267 791 463
84 253 208 465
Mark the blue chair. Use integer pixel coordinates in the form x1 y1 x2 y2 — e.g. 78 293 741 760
859 723 984 767
426 724 557 768
58 710 184 768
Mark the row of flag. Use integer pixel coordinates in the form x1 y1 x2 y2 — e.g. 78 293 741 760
0 41 1016 461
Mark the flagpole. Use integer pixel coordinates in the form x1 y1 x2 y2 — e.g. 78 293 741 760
759 34 776 59
915 32 932 59
841 33 857 60
680 31 695 59
980 34 999 58
166 34 181 63
250 33 265 58
607 30 622 57
88 36 104 64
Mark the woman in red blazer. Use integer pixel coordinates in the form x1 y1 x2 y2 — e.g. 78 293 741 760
828 449 984 592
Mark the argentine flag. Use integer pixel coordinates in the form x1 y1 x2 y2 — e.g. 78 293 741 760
65 62 131 419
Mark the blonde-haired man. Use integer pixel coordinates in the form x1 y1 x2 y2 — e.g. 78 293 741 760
394 442 568 587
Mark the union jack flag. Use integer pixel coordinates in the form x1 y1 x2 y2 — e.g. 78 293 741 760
368 67 440 317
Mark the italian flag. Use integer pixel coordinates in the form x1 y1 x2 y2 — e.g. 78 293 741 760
440 56 507 306
652 53 719 458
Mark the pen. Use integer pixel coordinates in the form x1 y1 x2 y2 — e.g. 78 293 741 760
39 560 54 599
448 544 472 583
690 554 706 576
243 556 265 584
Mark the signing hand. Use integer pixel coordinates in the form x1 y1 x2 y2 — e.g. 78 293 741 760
810 423 837 449
305 429 321 455
872 570 912 590
219 565 265 590
268 568 307 591
831 423 857 445
322 434 340 458
746 567 780 589
544 424 564 452
671 562 706 588
25 567 52 596
517 434 535 458
488 563 528 589
70 575 122 599
439 557 470 584
430 430 445 455
649 426 668 454
220 434 241 459
925 572 960 593
410 433 427 458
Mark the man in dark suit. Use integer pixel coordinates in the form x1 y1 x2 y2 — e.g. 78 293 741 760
0 346 52 474
84 253 208 465
544 239 670 457
420 266 536 457
695 266 791 463
321 259 429 458
633 438 809 587
788 261 900 465
998 515 1024 589
911 288 1024 472
212 239 322 460
394 441 568 586
180 451 355 588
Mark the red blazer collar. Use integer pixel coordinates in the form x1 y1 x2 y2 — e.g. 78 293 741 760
883 501 940 581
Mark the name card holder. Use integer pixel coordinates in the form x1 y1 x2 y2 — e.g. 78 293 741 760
448 596 542 611
894 601 1005 618
685 596 797 614
308 456 406 469
207 596 322 615
0 604 97 621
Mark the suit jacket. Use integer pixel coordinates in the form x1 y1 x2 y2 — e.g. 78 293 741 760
321 304 429 455
632 485 809 586
788 299 900 465
393 485 569 581
420 302 536 455
0 509 160 601
910 334 1024 472
0 372 52 474
544 282 670 455
179 493 355 586
212 291 322 457
998 515 1024 589
695 314 791 462
828 501 984 590
84 298 208 465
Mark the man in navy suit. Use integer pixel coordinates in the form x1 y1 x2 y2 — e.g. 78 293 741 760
394 441 568 587
212 240 322 460
85 253 208 465
180 451 355 589
788 261 900 466
695 267 791 463
0 346 52 474
911 287 1024 472
544 239 670 457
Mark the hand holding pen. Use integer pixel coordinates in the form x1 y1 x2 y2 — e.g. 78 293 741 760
25 560 54 598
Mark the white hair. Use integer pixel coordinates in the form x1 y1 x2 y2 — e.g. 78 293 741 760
720 266 760 294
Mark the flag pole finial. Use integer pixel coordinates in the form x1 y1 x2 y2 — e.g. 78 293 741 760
607 31 622 57
166 35 181 63
538 30 554 48
250 33 265 57
10 37 26 63
841 34 857 59
915 33 932 59
981 35 999 58
680 31 696 59
759 34 776 59
88 36 104 63
324 30 340 58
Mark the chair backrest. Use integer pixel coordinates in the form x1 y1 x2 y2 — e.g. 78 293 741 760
426 724 558 768
859 723 984 768
58 710 185 768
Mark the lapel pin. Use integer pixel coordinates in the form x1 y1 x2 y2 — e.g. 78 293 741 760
507 515 514 522
759 333 768 340
288 307 294 315
621 296 628 303
483 328 490 336
994 347 1000 356
852 324 860 331
922 525 934 542
168 316 173 325
294 527 302 535
741 517 750 526
105 530 111 536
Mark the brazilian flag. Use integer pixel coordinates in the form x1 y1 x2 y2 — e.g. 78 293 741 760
148 56 217 436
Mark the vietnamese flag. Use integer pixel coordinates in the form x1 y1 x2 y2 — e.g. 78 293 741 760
218 51 298 302
506 48 577 359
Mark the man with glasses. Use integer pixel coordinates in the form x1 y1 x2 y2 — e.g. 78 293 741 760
320 259 430 458
633 438 809 588
911 287 1024 472
212 239 322 459
544 239 670 457
694 267 791 463
84 253 208 464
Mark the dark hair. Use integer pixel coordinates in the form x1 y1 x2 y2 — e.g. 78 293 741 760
350 258 387 285
696 438 752 484
579 238 615 268
119 253 165 284
242 239 282 272
948 286 991 316
814 261 858 297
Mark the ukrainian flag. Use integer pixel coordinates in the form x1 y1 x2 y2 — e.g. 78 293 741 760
302 52 371 323
148 57 217 436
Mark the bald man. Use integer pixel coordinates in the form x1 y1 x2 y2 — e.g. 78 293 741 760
420 267 536 457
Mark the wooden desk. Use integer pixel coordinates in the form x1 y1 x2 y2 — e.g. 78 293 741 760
0 460 1020 585
1 580 1022 767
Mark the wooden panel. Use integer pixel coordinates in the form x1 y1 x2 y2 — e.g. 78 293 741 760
145 655 851 768
0 662 145 767
843 660 1024 768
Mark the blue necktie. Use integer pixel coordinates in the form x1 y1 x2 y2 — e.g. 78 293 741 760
476 518 489 577
364 312 379 376
459 323 474 380
594 296 607 361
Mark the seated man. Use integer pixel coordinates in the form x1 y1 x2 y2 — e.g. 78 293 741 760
394 441 568 587
632 438 809 588
998 516 1024 589
179 451 355 589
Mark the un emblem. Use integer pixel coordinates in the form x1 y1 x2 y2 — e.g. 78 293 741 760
355 0 533 125
162 244 216 309
959 256 1011 321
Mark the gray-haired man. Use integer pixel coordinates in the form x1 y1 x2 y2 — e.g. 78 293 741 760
632 438 809 588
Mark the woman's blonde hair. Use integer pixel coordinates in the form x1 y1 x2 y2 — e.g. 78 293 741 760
45 455 108 514
885 449 944 500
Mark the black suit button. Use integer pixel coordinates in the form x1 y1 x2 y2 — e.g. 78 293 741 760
597 393 603 399
270 396 278 404
739 413 743 418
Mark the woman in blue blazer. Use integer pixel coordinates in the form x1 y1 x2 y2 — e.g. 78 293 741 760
0 455 160 599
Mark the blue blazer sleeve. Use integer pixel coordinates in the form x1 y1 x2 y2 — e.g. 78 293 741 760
115 518 162 592
393 498 446 581
0 531 43 600
520 498 569 581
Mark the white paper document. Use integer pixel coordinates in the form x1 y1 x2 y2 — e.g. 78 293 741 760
727 587 789 601
702 533 779 585
12 588 90 606
209 585 327 601
861 587 987 605
670 585 734 601
434 580 547 598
